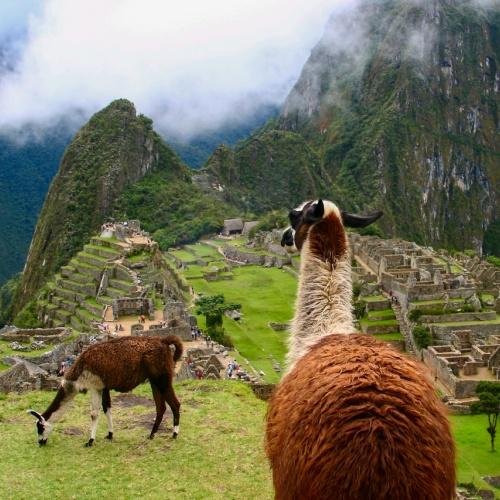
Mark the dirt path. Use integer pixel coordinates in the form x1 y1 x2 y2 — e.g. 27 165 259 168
103 309 164 336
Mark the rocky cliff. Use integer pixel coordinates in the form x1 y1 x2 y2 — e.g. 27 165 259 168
280 0 499 252
201 0 499 253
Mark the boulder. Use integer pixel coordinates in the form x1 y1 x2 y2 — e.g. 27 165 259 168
0 360 49 393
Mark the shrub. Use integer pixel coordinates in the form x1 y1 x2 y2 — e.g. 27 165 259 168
353 301 366 320
14 300 43 329
352 282 362 299
408 309 423 322
413 325 433 349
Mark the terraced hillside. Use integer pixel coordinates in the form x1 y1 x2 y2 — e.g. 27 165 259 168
37 236 138 332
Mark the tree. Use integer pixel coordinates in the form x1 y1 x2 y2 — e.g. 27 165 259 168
412 325 432 349
471 381 500 452
195 294 241 344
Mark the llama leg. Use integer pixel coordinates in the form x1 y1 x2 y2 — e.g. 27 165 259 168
149 382 166 439
102 389 113 441
164 383 181 439
86 389 102 447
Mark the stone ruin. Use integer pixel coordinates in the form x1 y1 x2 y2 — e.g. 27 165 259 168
177 347 225 380
350 234 479 308
349 233 500 401
112 297 154 320
101 220 141 241
0 326 72 347
0 331 94 393
423 332 500 398
129 301 192 341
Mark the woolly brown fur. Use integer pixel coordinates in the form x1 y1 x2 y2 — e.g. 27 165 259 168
65 335 183 392
266 334 456 500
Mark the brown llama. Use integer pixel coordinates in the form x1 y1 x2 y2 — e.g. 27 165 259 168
28 335 183 447
266 199 456 500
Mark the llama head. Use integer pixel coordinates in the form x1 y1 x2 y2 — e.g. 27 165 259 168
282 199 382 261
28 410 53 446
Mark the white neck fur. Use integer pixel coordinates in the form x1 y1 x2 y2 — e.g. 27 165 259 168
286 235 355 371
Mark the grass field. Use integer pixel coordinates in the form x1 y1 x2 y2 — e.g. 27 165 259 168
451 414 500 493
188 265 297 383
0 381 273 500
1 383 498 499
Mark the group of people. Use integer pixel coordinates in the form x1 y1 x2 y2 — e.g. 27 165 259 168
57 355 76 376
226 359 240 379
388 290 399 305
137 315 147 324
191 327 202 341
113 323 124 333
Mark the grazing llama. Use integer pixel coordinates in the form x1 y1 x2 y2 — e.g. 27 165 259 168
266 199 455 500
29 335 183 447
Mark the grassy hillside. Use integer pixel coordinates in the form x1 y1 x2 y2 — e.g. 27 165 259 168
0 381 273 499
1 381 498 498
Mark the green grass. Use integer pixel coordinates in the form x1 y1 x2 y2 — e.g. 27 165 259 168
360 318 399 327
481 294 495 303
410 298 463 306
361 295 386 302
372 332 403 341
85 244 121 256
185 265 297 383
0 384 498 498
451 414 500 494
184 243 222 261
127 251 151 263
437 316 500 327
182 265 206 279
170 249 198 263
367 308 396 319
0 381 273 499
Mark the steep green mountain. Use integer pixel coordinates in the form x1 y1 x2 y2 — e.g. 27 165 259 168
201 0 500 253
13 99 232 315
0 129 71 285
198 130 331 213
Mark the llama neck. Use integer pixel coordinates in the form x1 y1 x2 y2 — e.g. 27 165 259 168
287 239 355 369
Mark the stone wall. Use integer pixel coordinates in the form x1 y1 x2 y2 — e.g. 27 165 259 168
0 326 71 344
112 297 153 319
251 383 275 401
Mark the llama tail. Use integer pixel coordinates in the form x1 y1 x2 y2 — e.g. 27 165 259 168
163 335 183 362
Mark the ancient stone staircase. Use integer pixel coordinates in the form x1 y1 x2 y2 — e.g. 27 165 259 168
390 301 416 355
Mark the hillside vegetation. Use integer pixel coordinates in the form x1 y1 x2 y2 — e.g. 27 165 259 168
12 100 234 316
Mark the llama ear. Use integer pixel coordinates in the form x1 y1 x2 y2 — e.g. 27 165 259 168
304 200 324 223
341 211 383 228
27 410 43 421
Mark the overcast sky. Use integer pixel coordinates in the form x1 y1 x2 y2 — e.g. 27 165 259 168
0 0 345 140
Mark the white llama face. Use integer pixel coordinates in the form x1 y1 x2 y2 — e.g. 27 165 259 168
28 410 53 446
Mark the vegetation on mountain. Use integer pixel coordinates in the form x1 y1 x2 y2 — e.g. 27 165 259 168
0 274 20 327
200 130 331 213
199 0 499 254
0 129 70 286
12 100 233 316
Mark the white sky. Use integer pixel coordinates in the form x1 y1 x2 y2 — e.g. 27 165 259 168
0 0 344 139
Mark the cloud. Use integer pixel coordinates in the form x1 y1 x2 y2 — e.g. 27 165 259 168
0 0 345 140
